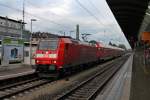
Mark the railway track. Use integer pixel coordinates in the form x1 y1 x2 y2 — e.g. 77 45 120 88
56 57 128 100
0 77 51 99
0 56 128 100
0 73 38 88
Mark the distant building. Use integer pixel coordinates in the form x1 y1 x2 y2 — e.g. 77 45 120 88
31 32 59 44
0 16 24 40
0 16 25 65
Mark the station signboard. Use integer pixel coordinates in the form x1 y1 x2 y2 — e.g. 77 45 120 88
2 37 24 65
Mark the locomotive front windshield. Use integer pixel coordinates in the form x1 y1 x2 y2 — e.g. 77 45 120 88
39 39 59 50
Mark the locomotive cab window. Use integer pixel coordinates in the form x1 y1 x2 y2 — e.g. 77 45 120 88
38 39 59 50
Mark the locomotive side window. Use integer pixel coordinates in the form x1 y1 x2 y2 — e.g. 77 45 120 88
39 39 59 50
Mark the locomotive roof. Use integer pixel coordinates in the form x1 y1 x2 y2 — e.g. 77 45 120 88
61 38 73 43
61 37 94 46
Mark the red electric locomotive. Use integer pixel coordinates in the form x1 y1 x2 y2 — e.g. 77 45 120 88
35 36 98 77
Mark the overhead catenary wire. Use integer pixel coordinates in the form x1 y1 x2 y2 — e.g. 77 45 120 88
27 0 128 46
75 0 105 26
0 1 125 43
75 0 125 43
26 0 63 18
75 0 115 33
25 0 75 30
87 0 120 34
26 0 98 35
27 0 112 36
87 0 110 24
0 3 71 30
87 0 127 42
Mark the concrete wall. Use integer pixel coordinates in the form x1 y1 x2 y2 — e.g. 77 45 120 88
24 46 37 65
0 17 22 38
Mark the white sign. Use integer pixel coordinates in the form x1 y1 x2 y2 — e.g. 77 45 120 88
3 45 23 64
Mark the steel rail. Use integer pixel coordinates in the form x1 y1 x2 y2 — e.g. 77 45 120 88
56 56 128 100
0 79 51 99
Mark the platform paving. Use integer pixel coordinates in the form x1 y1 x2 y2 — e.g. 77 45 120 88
96 54 133 100
130 49 150 100
0 64 35 80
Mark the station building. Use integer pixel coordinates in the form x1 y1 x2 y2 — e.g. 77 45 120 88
0 16 23 39
0 16 24 66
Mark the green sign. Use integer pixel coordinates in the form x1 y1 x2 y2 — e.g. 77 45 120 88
3 38 24 45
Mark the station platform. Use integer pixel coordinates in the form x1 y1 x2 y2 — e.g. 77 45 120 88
0 64 35 80
96 53 133 100
96 49 150 100
130 49 150 100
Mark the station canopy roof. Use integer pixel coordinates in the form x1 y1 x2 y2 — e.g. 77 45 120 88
106 0 150 47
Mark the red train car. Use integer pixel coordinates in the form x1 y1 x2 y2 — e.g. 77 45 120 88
95 42 124 61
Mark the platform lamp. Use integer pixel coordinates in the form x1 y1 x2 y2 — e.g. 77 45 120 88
18 20 23 39
30 19 37 65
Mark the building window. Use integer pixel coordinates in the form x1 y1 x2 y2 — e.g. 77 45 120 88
11 23 13 27
24 51 29 57
8 23 11 27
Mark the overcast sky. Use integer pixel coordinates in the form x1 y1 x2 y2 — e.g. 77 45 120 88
0 0 131 48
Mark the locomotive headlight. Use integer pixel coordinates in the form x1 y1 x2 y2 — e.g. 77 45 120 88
49 54 57 58
53 60 57 63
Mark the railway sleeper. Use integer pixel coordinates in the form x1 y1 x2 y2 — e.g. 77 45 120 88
73 91 92 95
68 96 87 100
74 90 93 95
0 92 9 96
77 87 96 92
76 90 94 93
72 91 95 96
71 93 87 98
